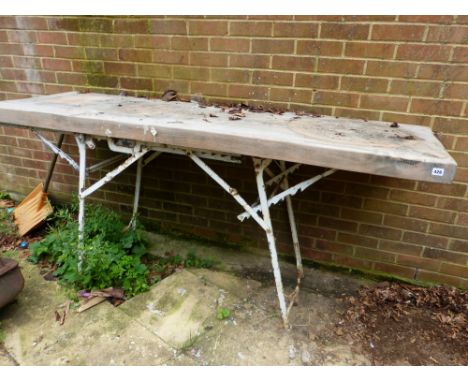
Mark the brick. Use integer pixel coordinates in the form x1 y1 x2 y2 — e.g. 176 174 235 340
137 64 171 79
359 224 402 240
313 91 359 108
396 44 451 62
189 20 228 36
341 208 382 224
423 247 467 265
451 47 468 63
118 49 152 62
334 255 373 271
340 77 388 93
173 66 209 81
375 262 416 279
230 22 272 36
417 270 465 288
440 263 468 279
14 16 48 30
104 62 136 76
152 51 189 65
7 30 36 43
450 239 468 253
318 58 364 75
443 83 468 99
295 74 339 89
273 22 318 37
399 16 454 24
338 232 378 248
85 47 117 61
211 68 250 83
0 55 15 69
345 42 395 59
403 232 448 249
191 81 228 97
361 94 409 112
398 254 440 271
100 34 134 48
211 38 250 52
364 199 407 216
318 217 358 232
79 18 113 33
389 80 442 98
372 24 425 41
409 206 455 223
418 64 468 82
229 54 269 68
154 79 189 94
87 74 118 88
430 222 468 240
383 215 428 232
272 56 315 71
54 46 85 59
335 108 381 121
426 26 468 43
381 241 423 256
417 182 466 197
452 152 468 168
150 20 187 35
114 18 149 34
67 32 100 47
355 247 396 263
297 40 343 56
343 16 396 22
314 240 354 255
366 61 418 78
0 43 24 55
42 58 71 71
72 60 104 74
454 136 468 152
252 39 294 54
189 52 227 67
389 189 437 206
135 35 170 49
321 23 369 40
412 98 463 117
56 72 87 86
252 71 293 86
270 88 312 104
433 117 468 135
37 31 67 45
171 37 208 51
47 17 80 31
321 192 362 208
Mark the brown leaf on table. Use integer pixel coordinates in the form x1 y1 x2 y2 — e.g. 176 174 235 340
162 89 178 102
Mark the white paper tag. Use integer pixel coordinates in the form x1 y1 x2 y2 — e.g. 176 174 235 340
431 167 445 177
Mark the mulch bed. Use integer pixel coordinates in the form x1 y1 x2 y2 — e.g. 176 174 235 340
340 282 467 365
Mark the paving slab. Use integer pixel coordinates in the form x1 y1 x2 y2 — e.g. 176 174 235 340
119 269 224 350
0 253 172 366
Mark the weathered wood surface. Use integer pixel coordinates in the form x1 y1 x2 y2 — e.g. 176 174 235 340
0 92 457 183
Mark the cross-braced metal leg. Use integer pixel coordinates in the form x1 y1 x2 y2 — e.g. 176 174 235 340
75 134 87 271
253 158 289 327
128 156 143 230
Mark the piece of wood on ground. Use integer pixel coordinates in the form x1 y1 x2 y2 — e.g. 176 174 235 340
77 296 106 313
13 183 53 236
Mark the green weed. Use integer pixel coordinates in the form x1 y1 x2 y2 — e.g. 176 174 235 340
29 202 149 297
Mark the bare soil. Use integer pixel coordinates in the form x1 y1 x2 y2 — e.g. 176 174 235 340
339 282 467 366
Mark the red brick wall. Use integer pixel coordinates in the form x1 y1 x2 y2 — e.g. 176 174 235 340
0 16 467 287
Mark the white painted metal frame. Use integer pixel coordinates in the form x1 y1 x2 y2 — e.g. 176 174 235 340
34 128 337 328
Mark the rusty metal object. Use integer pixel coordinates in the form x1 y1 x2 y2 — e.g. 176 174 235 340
0 258 24 309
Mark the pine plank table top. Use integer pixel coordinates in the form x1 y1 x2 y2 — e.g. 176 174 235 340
0 92 457 183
